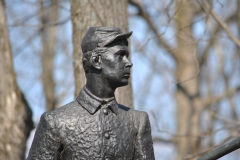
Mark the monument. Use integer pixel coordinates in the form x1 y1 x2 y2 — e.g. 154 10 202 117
27 27 155 160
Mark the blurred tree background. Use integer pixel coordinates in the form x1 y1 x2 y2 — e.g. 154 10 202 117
1 0 240 159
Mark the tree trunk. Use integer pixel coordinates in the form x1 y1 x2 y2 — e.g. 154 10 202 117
40 0 58 111
174 0 201 159
0 1 33 159
71 0 133 108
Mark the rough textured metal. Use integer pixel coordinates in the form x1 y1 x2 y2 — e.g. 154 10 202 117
81 27 132 53
27 87 155 159
27 27 155 160
197 137 240 160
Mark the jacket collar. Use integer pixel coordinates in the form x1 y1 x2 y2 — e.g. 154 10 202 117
76 86 118 115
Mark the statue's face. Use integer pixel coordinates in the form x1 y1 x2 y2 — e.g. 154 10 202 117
101 44 133 88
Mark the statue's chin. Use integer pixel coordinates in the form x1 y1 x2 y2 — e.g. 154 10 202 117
118 80 129 87
110 78 129 89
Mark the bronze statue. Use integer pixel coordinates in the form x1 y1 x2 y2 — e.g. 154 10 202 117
27 27 155 160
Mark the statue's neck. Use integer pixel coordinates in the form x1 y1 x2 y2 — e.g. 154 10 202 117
85 74 115 98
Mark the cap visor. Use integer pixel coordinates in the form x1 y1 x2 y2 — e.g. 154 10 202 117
102 31 133 47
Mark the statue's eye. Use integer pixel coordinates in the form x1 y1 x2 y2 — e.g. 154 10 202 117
119 53 124 59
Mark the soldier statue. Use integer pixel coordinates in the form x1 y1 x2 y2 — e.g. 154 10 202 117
27 27 155 160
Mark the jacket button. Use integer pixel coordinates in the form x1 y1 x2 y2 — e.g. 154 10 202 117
104 132 110 139
103 108 108 115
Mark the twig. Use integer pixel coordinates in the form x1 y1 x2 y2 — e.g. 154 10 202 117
202 87 240 107
129 0 176 60
199 0 240 47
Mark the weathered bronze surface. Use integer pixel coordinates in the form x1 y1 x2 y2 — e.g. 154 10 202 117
197 137 240 160
27 27 155 160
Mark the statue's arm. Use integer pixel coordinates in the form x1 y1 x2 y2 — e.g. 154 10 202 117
27 112 60 160
134 111 155 160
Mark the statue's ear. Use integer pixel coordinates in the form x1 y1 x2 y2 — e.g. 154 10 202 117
91 55 102 70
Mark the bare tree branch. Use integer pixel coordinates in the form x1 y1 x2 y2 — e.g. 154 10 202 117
210 111 240 125
199 14 236 67
129 0 176 60
203 87 240 107
199 0 240 47
152 137 173 144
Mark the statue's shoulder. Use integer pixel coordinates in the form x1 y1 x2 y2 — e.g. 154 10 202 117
117 104 149 118
41 100 82 122
117 104 150 130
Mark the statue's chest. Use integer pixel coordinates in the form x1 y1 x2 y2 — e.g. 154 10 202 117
57 109 136 159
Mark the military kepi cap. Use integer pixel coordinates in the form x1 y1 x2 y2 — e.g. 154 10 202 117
81 27 133 53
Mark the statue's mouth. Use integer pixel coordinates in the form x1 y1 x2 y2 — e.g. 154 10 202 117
124 73 130 78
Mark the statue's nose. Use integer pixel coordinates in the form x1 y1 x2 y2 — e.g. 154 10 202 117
125 59 133 68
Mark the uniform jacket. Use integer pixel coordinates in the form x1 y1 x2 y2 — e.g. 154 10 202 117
27 87 155 160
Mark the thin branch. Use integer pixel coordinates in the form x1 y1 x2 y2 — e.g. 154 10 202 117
210 111 240 125
202 87 240 107
129 0 176 60
200 0 240 47
199 14 236 67
152 137 173 144
9 17 70 27
13 28 42 56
